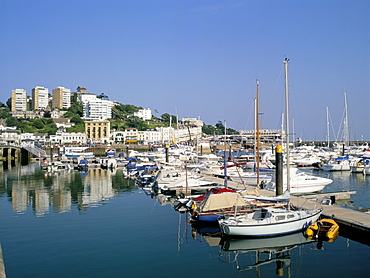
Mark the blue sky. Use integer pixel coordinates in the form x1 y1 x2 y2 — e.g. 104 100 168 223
1 0 369 141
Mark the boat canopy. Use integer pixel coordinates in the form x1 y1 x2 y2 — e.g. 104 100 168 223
199 193 247 212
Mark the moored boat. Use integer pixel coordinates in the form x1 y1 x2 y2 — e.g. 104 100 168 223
305 218 339 241
218 206 322 237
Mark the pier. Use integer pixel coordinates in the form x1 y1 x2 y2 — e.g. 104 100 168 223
204 176 370 246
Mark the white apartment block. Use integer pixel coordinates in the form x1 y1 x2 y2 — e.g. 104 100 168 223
32 86 49 110
78 93 114 120
78 93 97 104
52 86 71 109
134 108 152 120
11 89 28 112
181 117 204 127
83 99 114 120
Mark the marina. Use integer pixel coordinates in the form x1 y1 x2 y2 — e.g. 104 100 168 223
1 159 370 277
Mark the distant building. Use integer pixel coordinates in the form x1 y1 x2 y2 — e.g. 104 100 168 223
181 117 204 127
77 93 96 104
0 129 21 145
134 108 152 120
52 86 71 109
11 89 28 112
85 120 110 144
78 93 114 120
10 110 44 119
76 86 87 94
32 86 49 110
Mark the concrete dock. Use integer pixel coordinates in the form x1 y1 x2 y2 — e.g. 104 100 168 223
0 245 5 278
204 176 370 246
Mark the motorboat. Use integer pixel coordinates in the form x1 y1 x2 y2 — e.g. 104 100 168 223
264 167 332 194
229 171 273 186
62 147 95 158
322 155 351 171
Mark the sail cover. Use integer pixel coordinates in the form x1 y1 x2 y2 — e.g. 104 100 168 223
200 193 247 212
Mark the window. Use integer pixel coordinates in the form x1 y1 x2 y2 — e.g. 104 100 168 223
275 215 285 221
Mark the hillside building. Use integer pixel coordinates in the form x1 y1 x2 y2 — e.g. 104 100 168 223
85 120 111 144
52 86 71 109
32 86 49 110
11 89 28 112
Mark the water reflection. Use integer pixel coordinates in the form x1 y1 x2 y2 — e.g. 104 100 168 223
0 163 137 216
190 220 336 276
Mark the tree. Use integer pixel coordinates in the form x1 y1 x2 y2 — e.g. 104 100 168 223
125 116 149 131
6 117 18 127
0 108 10 119
64 102 83 118
97 93 108 100
32 119 45 129
6 98 11 109
70 115 84 125
161 113 177 124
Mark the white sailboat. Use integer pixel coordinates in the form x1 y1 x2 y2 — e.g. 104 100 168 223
218 59 323 237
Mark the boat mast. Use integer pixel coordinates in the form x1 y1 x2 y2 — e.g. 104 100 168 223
326 106 330 147
343 91 349 148
256 79 261 186
223 120 228 187
284 58 290 190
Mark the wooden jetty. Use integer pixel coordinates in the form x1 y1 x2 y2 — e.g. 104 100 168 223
204 176 370 246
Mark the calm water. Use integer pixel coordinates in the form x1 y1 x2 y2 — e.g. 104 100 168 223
1 163 370 277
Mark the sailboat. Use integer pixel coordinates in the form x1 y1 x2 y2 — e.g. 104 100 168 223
218 59 323 237
229 80 273 186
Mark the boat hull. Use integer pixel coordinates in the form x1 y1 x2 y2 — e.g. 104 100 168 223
219 208 322 237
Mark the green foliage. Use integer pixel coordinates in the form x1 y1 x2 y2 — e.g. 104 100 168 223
5 117 18 127
32 119 45 129
41 125 58 135
64 102 83 118
97 93 108 100
202 121 239 135
125 116 149 131
161 113 177 123
70 115 84 125
66 123 85 133
6 98 11 109
0 108 10 119
113 104 141 116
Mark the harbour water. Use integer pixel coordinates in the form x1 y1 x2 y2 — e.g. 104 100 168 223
1 163 370 277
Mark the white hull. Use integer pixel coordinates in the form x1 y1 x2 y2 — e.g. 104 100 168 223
65 152 95 158
229 173 272 186
322 163 350 171
264 168 332 194
219 207 322 237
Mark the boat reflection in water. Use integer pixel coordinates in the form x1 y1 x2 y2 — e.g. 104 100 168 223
219 233 316 275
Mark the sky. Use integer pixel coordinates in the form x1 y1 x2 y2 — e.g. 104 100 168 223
0 0 369 141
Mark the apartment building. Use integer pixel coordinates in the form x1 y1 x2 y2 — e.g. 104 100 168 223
11 89 28 112
32 86 49 110
52 86 71 109
134 108 152 120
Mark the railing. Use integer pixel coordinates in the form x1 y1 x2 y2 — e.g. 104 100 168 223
22 145 47 157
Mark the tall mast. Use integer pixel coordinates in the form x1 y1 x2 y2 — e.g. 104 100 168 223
326 106 330 147
223 121 228 187
283 58 290 190
343 91 349 148
256 79 261 186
